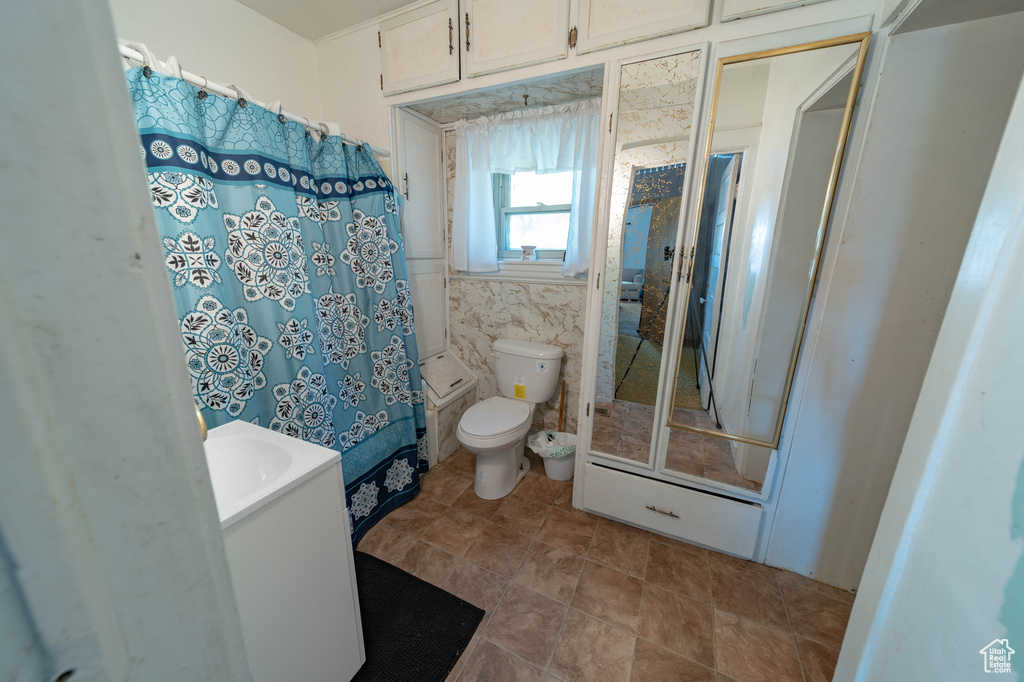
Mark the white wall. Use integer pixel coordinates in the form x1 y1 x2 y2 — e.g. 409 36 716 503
835 58 1024 679
766 11 1024 588
107 0 322 120
316 24 394 176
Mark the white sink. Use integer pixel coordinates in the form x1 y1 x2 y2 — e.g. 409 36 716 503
203 421 340 528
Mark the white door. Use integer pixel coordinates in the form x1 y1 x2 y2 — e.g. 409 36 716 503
574 0 710 55
380 0 460 96
396 109 445 260
465 0 570 77
2 0 250 678
699 157 738 405
406 260 448 359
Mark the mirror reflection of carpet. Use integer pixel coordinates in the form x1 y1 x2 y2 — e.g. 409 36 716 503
614 334 701 409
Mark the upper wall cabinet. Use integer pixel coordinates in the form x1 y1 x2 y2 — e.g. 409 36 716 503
464 0 571 77
575 0 710 55
721 0 830 22
380 0 460 96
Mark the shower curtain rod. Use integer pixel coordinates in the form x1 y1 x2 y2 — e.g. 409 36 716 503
117 42 390 159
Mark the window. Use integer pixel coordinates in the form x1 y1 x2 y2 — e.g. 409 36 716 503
492 170 574 260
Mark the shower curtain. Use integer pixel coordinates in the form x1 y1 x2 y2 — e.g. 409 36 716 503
126 67 426 544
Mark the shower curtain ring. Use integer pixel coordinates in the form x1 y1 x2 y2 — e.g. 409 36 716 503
229 84 247 108
197 75 208 100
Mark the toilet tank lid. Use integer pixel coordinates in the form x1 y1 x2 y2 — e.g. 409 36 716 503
493 339 564 359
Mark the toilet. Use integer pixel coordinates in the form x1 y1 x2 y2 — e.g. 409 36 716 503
457 339 564 500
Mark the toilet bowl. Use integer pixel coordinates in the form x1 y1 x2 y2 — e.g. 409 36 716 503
457 397 535 499
457 339 564 500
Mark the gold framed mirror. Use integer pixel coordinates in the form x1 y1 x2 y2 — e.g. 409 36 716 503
668 33 872 465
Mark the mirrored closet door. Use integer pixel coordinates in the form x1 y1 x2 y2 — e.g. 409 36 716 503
662 33 871 494
592 47 703 466
590 32 871 499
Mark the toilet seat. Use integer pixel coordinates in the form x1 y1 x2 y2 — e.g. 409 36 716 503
460 397 531 439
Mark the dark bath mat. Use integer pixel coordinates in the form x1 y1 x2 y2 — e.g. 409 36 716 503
352 550 484 682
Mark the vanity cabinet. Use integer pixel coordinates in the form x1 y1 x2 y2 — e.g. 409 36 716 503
464 0 571 77
380 0 460 96
574 0 710 55
223 463 364 682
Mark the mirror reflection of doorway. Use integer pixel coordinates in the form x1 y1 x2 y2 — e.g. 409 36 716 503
670 152 761 491
688 152 742 417
594 162 689 464
614 163 689 408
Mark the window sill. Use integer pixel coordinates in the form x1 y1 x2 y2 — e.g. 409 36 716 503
452 260 588 286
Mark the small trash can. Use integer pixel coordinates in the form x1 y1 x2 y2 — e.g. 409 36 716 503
527 432 577 481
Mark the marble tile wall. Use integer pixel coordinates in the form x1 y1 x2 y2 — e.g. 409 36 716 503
444 130 588 433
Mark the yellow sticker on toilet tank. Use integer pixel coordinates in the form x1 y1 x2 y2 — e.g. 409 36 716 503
514 384 526 399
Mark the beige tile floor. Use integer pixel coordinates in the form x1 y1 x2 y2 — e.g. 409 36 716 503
356 447 853 682
592 401 761 492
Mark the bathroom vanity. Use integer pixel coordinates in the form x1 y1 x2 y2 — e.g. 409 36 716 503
204 421 364 682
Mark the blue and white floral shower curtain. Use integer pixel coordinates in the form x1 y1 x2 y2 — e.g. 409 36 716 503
126 67 426 544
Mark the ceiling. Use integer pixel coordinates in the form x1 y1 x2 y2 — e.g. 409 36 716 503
234 0 420 41
407 67 605 124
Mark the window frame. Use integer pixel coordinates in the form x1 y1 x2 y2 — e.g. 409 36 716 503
492 172 572 261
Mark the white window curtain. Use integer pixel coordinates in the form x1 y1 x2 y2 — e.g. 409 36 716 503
452 99 601 276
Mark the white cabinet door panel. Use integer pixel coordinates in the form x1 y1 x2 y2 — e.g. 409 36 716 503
465 0 570 77
575 0 710 55
406 260 447 359
722 0 830 22
397 110 445 260
381 0 460 96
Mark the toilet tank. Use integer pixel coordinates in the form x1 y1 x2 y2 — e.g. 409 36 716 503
492 339 564 403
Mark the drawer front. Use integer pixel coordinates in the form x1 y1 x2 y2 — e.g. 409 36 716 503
583 462 762 558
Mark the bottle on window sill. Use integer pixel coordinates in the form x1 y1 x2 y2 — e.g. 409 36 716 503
520 245 537 261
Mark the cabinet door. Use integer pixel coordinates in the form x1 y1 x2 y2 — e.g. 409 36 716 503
380 0 460 96
406 260 447 359
465 0 570 77
396 109 445 260
575 0 710 55
722 0 830 22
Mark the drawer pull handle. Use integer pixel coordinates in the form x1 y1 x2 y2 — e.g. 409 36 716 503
646 505 679 519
